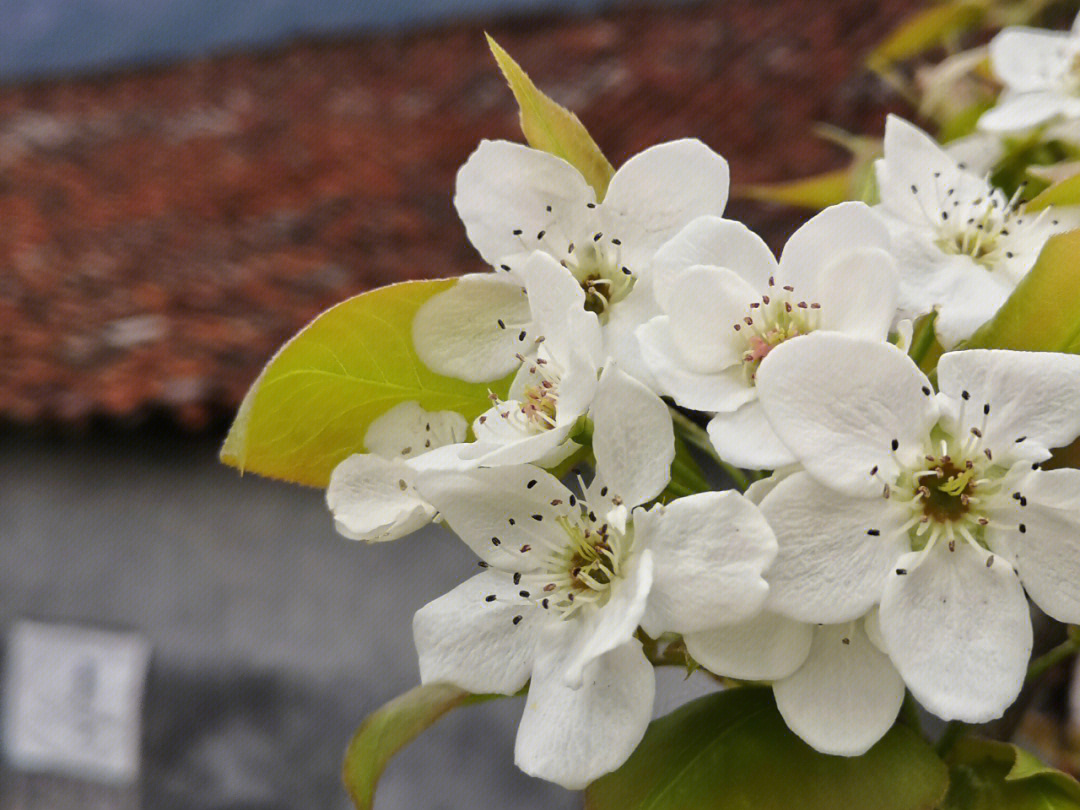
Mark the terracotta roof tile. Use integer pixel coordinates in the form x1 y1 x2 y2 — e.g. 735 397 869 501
0 0 919 428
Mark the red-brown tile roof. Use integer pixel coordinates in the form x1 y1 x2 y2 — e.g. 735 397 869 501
0 0 919 428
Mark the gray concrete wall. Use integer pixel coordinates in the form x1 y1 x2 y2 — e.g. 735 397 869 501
0 428 711 809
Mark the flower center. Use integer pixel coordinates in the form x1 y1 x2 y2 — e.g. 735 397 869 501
521 499 630 620
563 241 635 320
875 402 1009 553
484 352 562 434
733 278 820 383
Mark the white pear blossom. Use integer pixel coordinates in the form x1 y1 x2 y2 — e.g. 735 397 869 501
875 115 1077 348
754 332 1080 724
980 14 1080 133
637 201 899 469
411 464 775 788
414 138 731 386
325 401 468 542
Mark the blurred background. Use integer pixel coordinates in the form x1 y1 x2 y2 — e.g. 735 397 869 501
0 0 1025 808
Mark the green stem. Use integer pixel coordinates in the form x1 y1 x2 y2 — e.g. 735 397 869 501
908 312 938 368
1026 632 1080 683
670 408 750 491
935 720 969 756
670 450 711 495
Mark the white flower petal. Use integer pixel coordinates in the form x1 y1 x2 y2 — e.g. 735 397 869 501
814 248 899 342
774 622 905 757
515 637 654 790
364 401 468 459
979 91 1073 133
761 471 910 624
685 611 813 681
637 490 775 636
413 570 542 694
521 251 604 369
562 550 654 687
464 421 577 468
600 279 663 389
1002 468 1080 624
777 202 892 294
602 139 730 268
922 260 1013 349
412 273 531 382
988 27 1072 93
937 349 1080 459
876 116 965 226
664 265 761 373
651 216 777 311
415 466 572 571
454 140 594 266
880 544 1032 723
591 365 675 508
706 401 797 470
326 454 434 542
638 317 756 412
755 333 938 496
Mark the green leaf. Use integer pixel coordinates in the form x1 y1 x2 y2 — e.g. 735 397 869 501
1027 170 1080 211
964 229 1080 353
487 34 615 199
343 684 498 810
220 278 511 487
942 737 1080 809
584 687 949 810
734 168 853 210
867 2 986 73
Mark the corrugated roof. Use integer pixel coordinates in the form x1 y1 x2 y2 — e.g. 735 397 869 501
0 0 917 428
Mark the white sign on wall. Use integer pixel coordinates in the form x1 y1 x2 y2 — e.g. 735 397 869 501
2 620 151 783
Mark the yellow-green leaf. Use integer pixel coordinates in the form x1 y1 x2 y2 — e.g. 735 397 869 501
585 688 949 810
867 2 986 73
734 169 853 210
220 278 511 487
964 229 1080 353
943 737 1080 809
1027 170 1080 211
343 684 498 810
487 34 615 199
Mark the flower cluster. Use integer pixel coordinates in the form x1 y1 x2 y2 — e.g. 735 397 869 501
325 116 1080 788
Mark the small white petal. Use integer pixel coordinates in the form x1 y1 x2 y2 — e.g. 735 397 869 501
880 544 1032 723
454 140 594 266
922 260 1013 349
562 550 654 687
413 570 541 694
685 611 813 681
515 637 654 790
997 468 1080 624
979 92 1073 133
761 472 910 624
756 333 938 496
415 466 572 571
937 349 1080 459
602 139 730 268
664 265 761 373
774 622 905 757
364 401 468 459
651 216 777 311
776 201 891 293
814 248 899 342
876 116 965 226
637 490 776 636
988 27 1073 93
326 454 434 542
522 251 603 370
638 317 756 412
591 365 675 508
706 401 797 470
412 274 531 382
600 279 663 389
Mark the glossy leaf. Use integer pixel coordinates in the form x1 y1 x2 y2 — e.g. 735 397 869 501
964 229 1080 353
487 34 615 199
942 737 1080 809
221 279 511 487
585 687 949 810
343 684 497 810
867 1 985 72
